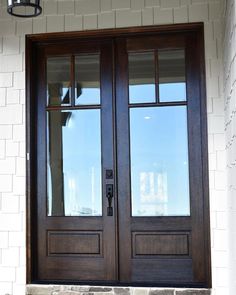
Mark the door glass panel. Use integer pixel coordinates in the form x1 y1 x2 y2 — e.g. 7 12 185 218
47 109 102 216
159 49 186 102
75 54 100 105
47 57 71 106
129 52 156 104
130 106 190 216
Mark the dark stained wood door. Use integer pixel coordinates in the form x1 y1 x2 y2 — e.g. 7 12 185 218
34 40 117 281
27 24 210 287
116 32 210 287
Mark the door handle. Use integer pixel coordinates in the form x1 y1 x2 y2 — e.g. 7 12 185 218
106 184 113 216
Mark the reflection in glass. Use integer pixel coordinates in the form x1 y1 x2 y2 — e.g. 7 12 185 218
75 54 100 105
159 49 186 102
47 110 102 216
130 106 190 216
129 52 156 104
47 57 71 106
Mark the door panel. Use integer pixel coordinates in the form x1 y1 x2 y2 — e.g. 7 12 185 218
36 40 116 281
116 33 208 286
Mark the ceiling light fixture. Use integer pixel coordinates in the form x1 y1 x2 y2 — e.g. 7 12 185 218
7 0 42 18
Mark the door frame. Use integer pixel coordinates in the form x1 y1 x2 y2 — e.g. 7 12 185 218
26 23 211 286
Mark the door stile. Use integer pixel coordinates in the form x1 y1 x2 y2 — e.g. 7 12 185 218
100 41 117 280
115 38 132 282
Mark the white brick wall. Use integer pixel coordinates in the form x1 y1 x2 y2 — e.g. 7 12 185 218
223 1 236 295
0 0 228 295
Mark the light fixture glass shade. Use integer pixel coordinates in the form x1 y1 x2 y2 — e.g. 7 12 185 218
7 0 42 17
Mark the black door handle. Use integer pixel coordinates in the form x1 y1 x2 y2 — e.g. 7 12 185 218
106 184 113 216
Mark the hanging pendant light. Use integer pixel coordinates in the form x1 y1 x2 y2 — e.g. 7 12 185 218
7 0 42 17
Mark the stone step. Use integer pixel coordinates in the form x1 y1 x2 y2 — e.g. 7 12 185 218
26 285 211 295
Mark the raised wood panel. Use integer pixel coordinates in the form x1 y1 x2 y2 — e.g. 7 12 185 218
48 231 102 256
132 232 189 257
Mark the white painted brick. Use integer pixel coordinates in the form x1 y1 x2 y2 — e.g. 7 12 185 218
3 36 20 54
16 266 26 284
0 282 12 294
0 232 9 248
0 140 5 159
142 7 154 25
189 3 209 22
212 251 228 267
216 267 228 287
160 0 179 9
58 0 75 15
112 0 131 10
0 157 15 174
13 125 25 141
116 9 142 27
19 142 25 158
13 176 25 195
0 73 12 87
209 153 217 170
216 211 227 229
65 15 83 31
154 7 173 24
19 246 26 266
214 134 225 151
207 97 213 113
209 1 221 20
0 175 12 192
217 150 226 170
0 88 6 106
145 0 160 7
0 36 2 52
83 14 98 30
33 17 47 34
98 12 115 29
0 266 15 281
131 0 145 10
5 140 18 157
13 283 25 295
2 247 19 266
208 115 224 134
9 232 25 247
0 54 22 72
101 0 112 12
213 98 224 115
208 134 214 153
13 71 25 90
76 0 100 15
16 157 25 176
16 20 33 36
0 212 22 231
173 6 188 23
20 89 25 105
209 170 215 189
43 0 58 16
215 171 226 190
213 229 228 251
47 15 65 33
0 105 22 124
0 20 15 36
1 194 19 213
7 88 20 104
0 125 12 139
180 0 191 5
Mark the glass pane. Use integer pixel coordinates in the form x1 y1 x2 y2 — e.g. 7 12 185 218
129 52 156 104
159 49 186 102
47 57 71 106
75 54 100 105
130 106 190 216
47 109 102 216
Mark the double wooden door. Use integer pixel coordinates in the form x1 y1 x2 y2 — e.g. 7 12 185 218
28 25 211 287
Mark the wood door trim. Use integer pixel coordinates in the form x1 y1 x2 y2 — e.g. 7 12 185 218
26 23 210 286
